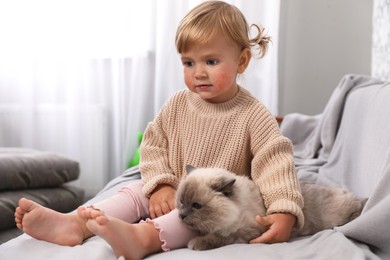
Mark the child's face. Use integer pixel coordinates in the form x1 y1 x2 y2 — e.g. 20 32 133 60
180 32 249 103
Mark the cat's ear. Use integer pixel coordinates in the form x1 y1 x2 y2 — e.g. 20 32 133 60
186 165 196 174
211 176 236 197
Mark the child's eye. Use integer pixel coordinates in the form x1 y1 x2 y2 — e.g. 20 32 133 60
182 61 194 67
206 59 218 65
192 202 202 209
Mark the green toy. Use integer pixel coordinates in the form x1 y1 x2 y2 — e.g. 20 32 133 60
128 132 143 167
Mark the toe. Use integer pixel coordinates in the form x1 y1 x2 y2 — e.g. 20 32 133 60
77 206 87 219
95 215 109 225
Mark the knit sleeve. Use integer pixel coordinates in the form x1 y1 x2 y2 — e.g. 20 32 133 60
139 100 179 198
250 108 305 230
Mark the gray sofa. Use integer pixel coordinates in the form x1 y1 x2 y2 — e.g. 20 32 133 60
0 148 84 244
0 74 389 259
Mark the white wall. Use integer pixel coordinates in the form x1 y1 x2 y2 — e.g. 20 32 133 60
278 0 373 115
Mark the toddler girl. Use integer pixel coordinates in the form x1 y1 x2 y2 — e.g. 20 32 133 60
15 1 304 259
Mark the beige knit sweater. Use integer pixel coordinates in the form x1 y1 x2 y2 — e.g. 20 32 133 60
140 87 304 229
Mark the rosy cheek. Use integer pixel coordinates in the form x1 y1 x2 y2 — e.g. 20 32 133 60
183 70 192 88
213 73 231 89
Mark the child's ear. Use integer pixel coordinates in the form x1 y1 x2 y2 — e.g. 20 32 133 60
185 165 196 174
237 48 251 74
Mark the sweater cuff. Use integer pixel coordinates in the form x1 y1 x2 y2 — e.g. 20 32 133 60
141 173 179 198
266 199 305 231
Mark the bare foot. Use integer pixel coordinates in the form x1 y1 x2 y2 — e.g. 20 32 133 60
85 211 162 260
14 198 92 246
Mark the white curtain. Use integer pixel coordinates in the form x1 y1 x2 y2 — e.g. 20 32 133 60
372 0 390 81
0 0 280 197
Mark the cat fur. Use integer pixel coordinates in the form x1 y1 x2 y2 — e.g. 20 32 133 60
176 166 366 250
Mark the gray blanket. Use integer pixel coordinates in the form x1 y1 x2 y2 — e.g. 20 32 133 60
0 74 387 259
281 74 390 259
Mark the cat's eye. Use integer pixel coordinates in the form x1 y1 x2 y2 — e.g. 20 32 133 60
192 202 202 209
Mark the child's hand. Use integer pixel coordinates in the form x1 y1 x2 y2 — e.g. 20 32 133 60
249 213 296 244
149 184 176 219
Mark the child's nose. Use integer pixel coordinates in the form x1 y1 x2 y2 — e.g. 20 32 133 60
194 66 207 79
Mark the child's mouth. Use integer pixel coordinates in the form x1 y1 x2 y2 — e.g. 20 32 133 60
196 84 212 90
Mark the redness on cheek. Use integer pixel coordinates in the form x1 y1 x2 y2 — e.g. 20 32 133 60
214 73 233 89
184 73 192 88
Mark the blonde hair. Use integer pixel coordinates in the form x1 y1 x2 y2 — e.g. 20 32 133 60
175 1 271 58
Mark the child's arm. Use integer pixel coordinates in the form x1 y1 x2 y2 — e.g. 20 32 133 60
248 108 304 231
249 213 296 243
139 95 181 198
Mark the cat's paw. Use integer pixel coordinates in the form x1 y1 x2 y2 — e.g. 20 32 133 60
187 237 212 251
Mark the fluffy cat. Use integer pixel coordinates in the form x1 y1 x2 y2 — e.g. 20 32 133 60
176 166 367 250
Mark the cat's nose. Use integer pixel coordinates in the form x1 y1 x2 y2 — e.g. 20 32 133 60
179 213 187 220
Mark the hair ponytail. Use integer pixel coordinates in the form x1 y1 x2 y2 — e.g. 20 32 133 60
249 24 271 58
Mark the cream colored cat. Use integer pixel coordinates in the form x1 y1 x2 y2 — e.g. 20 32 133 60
176 166 366 250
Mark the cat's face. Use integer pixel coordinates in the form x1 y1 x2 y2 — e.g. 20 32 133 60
176 168 241 235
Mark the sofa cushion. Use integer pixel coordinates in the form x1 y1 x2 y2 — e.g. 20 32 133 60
0 148 79 190
0 228 23 244
0 185 84 230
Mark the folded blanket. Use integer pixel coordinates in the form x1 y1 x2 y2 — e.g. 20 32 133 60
0 148 79 190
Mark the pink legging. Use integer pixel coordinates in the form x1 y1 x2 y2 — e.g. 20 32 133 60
93 180 197 251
